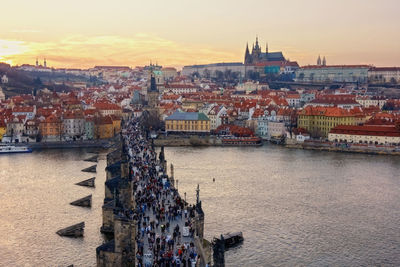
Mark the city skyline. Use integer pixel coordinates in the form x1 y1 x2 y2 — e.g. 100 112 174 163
1 0 399 68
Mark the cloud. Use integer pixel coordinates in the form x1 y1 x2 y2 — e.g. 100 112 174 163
10 29 42 33
0 34 240 68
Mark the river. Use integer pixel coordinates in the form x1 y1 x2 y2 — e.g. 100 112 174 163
0 145 400 266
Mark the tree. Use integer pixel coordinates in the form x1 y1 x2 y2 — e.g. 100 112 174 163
33 77 42 87
247 70 260 81
203 69 211 79
191 71 200 79
223 69 232 81
141 110 163 132
215 71 224 82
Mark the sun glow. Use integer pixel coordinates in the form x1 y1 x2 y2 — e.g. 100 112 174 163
0 40 29 65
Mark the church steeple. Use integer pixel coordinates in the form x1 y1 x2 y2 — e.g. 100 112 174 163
254 35 260 51
266 42 268 54
36 58 38 67
244 42 250 64
317 55 322 66
322 56 326 66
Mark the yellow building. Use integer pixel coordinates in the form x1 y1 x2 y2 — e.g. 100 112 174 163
95 116 114 139
111 115 121 135
165 111 210 133
0 121 6 141
298 106 366 138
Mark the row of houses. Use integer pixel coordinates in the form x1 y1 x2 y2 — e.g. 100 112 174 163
0 112 121 143
294 65 400 84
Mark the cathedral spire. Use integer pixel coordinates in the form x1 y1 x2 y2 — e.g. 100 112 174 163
266 42 268 54
254 36 260 50
245 42 250 64
322 56 326 66
317 55 321 66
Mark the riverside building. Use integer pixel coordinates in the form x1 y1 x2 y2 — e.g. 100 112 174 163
165 111 210 133
328 125 400 145
298 106 366 138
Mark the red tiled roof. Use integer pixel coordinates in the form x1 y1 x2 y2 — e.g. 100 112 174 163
300 106 364 117
12 106 34 113
330 125 400 137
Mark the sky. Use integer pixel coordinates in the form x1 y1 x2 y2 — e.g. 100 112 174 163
0 0 399 69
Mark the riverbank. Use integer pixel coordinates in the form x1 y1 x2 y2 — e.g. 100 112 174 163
285 141 400 156
5 139 114 150
154 135 400 156
153 135 261 147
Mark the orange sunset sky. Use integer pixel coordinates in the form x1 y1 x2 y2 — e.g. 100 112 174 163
1 0 399 69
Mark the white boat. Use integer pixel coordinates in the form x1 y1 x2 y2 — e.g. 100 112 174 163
0 145 32 154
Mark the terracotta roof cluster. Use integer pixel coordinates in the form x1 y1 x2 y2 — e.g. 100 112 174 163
93 102 121 110
300 106 364 117
330 125 400 137
215 124 254 137
12 106 34 113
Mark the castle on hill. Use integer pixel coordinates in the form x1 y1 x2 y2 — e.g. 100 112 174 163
244 36 285 65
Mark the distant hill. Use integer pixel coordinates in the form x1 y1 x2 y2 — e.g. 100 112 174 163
0 63 96 98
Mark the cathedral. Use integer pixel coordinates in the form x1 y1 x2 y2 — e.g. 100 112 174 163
244 37 285 65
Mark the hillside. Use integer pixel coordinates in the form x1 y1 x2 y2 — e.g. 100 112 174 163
0 63 96 97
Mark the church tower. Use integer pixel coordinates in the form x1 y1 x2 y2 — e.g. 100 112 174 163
244 43 251 64
252 36 262 63
44 58 47 68
317 55 322 66
36 58 38 67
147 75 159 109
322 56 326 66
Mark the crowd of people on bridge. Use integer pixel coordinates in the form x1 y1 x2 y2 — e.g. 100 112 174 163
122 118 199 267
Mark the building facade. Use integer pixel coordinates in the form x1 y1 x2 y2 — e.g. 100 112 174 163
165 111 210 133
368 67 400 84
295 65 369 83
328 125 400 145
298 106 366 138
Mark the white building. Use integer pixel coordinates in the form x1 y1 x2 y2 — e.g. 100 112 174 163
1 75 8 84
368 67 400 84
63 113 85 140
0 87 5 101
163 84 197 94
355 96 387 109
328 125 400 145
295 65 369 83
207 105 227 130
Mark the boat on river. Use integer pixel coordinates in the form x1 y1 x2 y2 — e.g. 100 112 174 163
0 145 32 154
214 232 244 249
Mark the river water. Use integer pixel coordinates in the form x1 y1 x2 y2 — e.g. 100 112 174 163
0 145 400 266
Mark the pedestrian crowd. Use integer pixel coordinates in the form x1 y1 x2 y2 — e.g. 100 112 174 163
122 117 199 267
